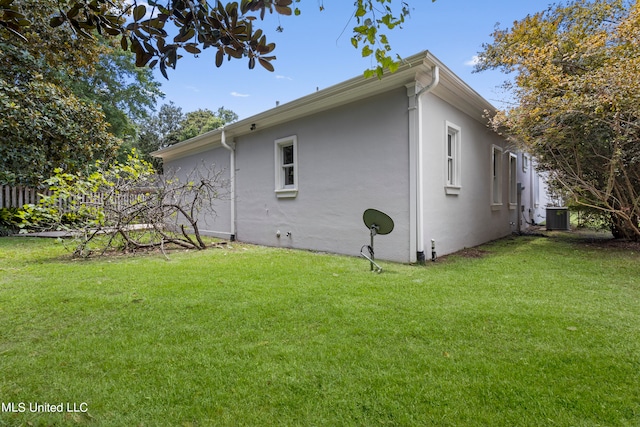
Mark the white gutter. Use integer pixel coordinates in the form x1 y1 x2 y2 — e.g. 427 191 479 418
409 64 439 263
220 128 236 240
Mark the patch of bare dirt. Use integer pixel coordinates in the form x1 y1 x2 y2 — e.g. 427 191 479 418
454 247 490 258
433 246 491 262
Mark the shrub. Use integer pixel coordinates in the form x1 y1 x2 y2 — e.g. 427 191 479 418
0 207 20 236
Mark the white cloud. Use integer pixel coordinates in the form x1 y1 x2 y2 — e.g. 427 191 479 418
276 75 293 81
465 55 480 67
231 91 250 97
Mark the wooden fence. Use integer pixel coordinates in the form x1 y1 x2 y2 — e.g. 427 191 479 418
0 184 158 211
0 185 52 209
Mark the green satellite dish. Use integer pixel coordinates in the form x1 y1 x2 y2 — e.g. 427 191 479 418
363 209 394 235
361 209 394 272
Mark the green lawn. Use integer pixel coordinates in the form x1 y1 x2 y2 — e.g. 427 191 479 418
0 233 638 426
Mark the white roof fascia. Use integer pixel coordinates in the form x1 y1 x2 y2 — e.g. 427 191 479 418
151 128 224 160
422 52 496 122
153 51 496 161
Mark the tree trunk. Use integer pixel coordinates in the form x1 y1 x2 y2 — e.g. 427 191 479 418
610 212 640 241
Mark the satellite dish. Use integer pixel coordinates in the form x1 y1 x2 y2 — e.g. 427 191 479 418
363 209 394 235
361 209 394 272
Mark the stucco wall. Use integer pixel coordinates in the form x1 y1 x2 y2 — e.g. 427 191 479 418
233 89 411 262
163 147 233 238
420 93 512 256
159 83 529 261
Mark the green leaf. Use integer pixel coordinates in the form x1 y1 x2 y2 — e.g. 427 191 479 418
157 37 166 52
366 26 376 44
215 49 224 67
258 57 274 72
174 28 195 43
183 43 201 54
388 59 400 73
49 15 65 28
224 46 243 59
133 4 146 22
275 5 292 16
104 26 121 36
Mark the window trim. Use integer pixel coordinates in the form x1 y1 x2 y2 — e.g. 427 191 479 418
533 170 540 208
509 152 518 209
274 135 298 198
522 154 529 172
444 121 462 195
491 145 503 209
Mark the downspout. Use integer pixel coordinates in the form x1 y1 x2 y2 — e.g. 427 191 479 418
411 64 439 264
220 128 236 241
416 65 440 98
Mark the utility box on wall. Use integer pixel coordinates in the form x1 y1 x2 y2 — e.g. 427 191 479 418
546 207 570 231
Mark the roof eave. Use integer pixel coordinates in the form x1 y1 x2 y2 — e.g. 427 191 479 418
151 129 222 159
422 52 496 122
153 50 496 160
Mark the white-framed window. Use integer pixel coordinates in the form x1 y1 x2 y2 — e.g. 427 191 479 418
274 135 298 198
522 154 529 172
491 145 503 208
445 121 462 195
509 152 518 209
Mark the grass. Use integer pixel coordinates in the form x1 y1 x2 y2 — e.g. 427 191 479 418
0 233 639 426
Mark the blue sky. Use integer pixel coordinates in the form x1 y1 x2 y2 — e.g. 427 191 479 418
152 1 552 119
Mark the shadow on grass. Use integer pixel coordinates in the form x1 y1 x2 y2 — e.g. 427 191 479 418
434 227 639 266
547 228 640 252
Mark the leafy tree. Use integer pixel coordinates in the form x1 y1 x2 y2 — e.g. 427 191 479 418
157 102 188 144
477 0 640 240
1 0 423 77
70 46 164 142
0 0 164 185
176 107 238 141
0 42 120 185
214 106 240 125
136 102 185 169
4 0 107 77
136 103 238 165
176 109 225 142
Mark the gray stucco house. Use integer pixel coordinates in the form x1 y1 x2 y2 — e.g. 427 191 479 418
153 51 548 263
